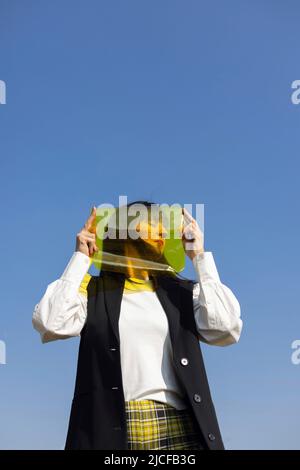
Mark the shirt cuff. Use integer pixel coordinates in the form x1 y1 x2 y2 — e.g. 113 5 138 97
60 251 92 288
192 251 221 284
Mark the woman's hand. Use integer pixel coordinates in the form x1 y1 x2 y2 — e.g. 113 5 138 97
181 207 204 261
76 206 99 257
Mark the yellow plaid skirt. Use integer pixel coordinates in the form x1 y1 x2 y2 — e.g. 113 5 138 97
125 399 205 450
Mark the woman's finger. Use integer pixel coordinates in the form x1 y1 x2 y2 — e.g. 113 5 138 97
84 207 97 233
182 207 195 225
182 222 196 240
87 240 98 256
81 231 96 241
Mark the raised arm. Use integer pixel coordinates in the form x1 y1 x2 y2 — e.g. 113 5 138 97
192 252 242 346
32 207 99 343
181 207 242 346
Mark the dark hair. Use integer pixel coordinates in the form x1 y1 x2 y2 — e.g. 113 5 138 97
100 199 194 286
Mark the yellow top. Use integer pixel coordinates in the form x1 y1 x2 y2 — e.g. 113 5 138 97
123 276 155 294
78 258 155 296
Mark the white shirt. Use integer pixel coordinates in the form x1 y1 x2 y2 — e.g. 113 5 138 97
32 251 242 409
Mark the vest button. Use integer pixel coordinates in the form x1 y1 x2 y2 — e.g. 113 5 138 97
112 386 119 390
180 357 189 366
109 347 117 351
208 433 216 441
193 393 202 403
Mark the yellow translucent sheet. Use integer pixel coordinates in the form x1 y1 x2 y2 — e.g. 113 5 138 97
90 204 186 275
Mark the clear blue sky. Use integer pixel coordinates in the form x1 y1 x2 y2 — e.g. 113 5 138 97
0 0 299 450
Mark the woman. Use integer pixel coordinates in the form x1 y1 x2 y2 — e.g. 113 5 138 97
32 200 242 450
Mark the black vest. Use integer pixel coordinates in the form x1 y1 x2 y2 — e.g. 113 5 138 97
64 270 225 450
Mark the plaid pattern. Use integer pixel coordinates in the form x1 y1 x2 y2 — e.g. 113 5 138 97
125 399 204 450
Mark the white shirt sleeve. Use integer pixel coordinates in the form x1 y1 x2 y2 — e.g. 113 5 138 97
192 252 243 346
32 251 91 343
